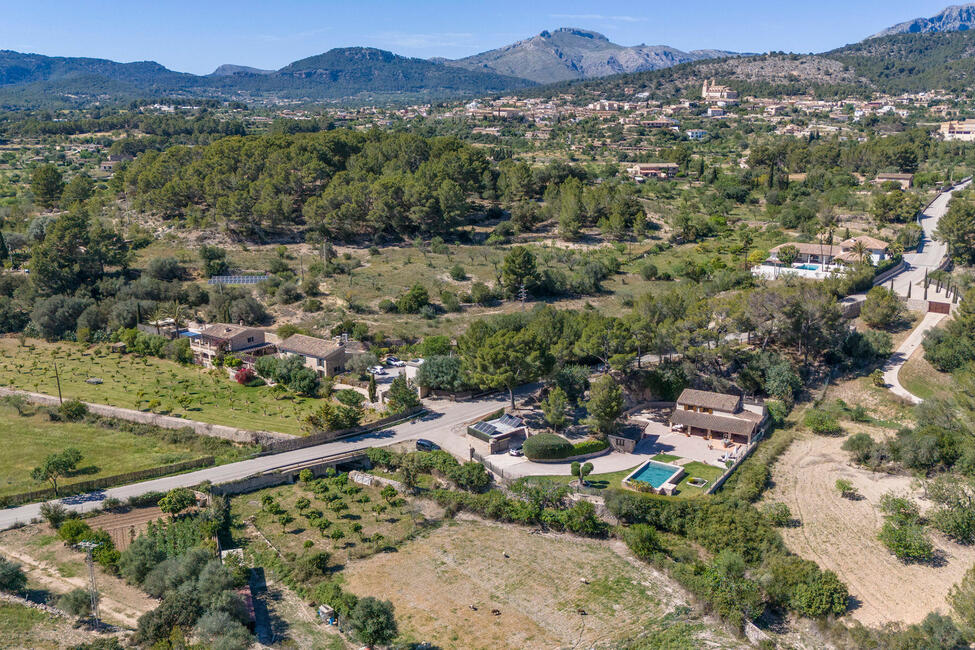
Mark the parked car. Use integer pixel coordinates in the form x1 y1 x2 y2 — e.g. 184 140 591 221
415 439 439 451
508 445 523 457
368 365 386 375
385 356 406 367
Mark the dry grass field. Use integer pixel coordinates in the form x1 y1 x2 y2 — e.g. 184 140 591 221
0 523 157 628
763 427 975 626
341 516 739 649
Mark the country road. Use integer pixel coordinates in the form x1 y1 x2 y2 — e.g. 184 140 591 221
0 392 517 529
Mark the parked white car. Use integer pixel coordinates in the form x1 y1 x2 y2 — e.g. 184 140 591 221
368 365 386 375
385 356 406 367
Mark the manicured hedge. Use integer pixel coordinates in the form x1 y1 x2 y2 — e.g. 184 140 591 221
523 434 573 460
572 439 609 455
523 434 609 460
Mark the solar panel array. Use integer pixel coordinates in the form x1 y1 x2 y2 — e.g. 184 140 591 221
208 275 270 285
471 421 498 437
497 414 523 428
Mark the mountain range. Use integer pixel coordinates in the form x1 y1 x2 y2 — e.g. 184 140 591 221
445 28 736 84
871 3 975 38
4 5 975 107
0 28 733 106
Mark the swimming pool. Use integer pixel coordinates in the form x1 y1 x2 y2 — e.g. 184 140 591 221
795 263 820 271
625 460 683 489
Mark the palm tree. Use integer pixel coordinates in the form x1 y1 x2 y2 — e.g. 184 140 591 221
851 240 868 264
166 301 186 337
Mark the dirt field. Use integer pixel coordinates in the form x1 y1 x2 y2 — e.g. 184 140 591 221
763 429 975 627
87 506 165 551
0 599 105 650
341 516 738 650
0 524 157 628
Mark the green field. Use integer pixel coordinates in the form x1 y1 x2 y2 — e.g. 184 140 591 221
0 402 258 498
0 338 336 435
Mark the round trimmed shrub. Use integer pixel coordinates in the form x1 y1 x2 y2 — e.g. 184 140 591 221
522 433 574 460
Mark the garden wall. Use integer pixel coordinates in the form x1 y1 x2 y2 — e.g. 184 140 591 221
0 386 291 444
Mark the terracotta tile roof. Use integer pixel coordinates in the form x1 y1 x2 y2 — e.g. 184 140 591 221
279 334 345 359
199 323 257 339
840 235 889 251
671 408 758 437
676 388 741 413
769 242 844 257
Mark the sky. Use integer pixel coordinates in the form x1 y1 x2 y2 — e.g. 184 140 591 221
0 0 957 75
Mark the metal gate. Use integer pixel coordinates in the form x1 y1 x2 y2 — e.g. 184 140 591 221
929 301 951 314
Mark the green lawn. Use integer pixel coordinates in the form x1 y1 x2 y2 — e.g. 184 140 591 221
521 466 641 492
673 462 726 497
651 453 680 463
0 338 355 436
0 403 258 498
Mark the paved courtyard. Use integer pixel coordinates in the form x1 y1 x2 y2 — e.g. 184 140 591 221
481 407 739 479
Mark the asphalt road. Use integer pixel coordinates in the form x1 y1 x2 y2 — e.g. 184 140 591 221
889 179 970 299
0 393 513 529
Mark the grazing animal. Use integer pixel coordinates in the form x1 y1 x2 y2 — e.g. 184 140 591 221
491 609 501 616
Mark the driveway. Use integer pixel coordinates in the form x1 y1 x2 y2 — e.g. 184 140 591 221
0 391 518 530
889 179 969 300
882 311 947 404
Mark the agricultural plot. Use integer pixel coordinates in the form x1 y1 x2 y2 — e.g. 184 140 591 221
87 506 166 551
233 476 432 563
764 428 975 626
0 601 96 650
342 518 739 650
0 338 328 435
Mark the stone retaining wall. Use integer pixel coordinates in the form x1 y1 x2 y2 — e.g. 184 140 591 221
0 387 292 445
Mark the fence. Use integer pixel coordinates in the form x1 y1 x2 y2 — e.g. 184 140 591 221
258 406 425 454
2 456 215 507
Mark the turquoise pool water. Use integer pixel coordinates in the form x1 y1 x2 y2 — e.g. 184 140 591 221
796 263 819 271
628 461 681 488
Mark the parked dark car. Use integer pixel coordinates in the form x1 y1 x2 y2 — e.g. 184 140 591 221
415 439 439 451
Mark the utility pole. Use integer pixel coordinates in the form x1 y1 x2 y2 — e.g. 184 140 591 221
54 360 63 405
77 541 101 628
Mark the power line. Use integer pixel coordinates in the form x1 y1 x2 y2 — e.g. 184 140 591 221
76 541 101 628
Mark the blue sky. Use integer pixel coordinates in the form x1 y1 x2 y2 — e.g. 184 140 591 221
1 0 955 74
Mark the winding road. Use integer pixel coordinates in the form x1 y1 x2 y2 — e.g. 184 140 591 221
879 179 968 403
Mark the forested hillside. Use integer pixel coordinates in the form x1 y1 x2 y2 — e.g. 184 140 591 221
121 131 493 239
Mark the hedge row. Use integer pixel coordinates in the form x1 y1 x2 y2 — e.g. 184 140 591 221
522 434 609 460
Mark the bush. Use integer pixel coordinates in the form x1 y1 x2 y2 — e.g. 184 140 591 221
804 409 842 435
58 399 88 422
522 433 574 460
572 439 609 455
234 367 256 385
878 521 934 562
40 502 70 529
449 264 466 281
58 588 94 617
348 596 398 647
0 556 27 593
58 519 92 545
302 298 322 312
761 502 792 527
622 523 661 559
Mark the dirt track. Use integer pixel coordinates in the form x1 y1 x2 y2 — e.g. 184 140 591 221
764 432 975 626
0 526 156 628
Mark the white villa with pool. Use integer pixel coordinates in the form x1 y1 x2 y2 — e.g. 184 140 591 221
752 236 890 280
